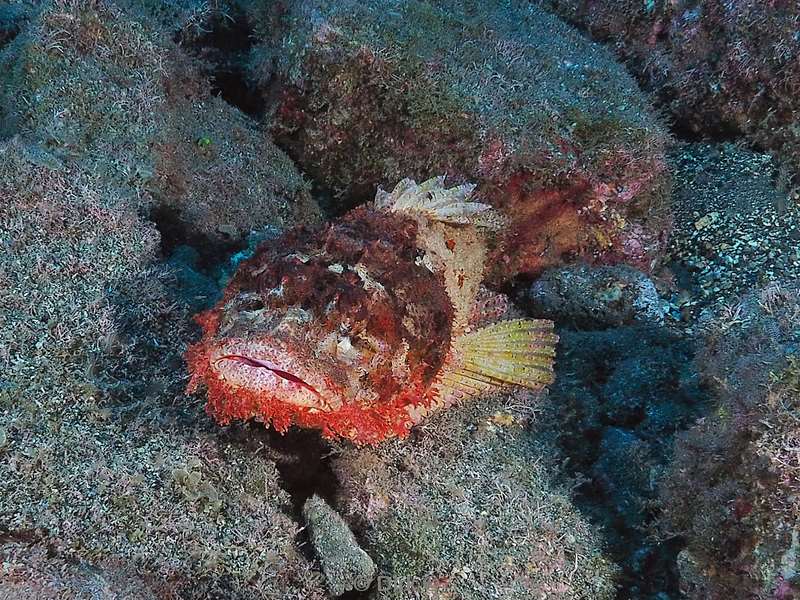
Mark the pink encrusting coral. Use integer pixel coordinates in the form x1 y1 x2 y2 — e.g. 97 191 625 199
246 0 672 282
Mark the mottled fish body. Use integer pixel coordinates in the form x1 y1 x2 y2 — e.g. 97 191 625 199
187 177 557 444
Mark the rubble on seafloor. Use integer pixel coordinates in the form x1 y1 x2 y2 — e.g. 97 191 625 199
303 495 377 596
517 141 799 597
664 143 800 324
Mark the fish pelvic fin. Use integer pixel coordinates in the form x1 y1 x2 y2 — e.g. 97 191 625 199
374 175 507 229
434 319 558 406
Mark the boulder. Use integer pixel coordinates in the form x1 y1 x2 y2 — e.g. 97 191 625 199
540 0 800 187
255 0 672 280
526 263 665 328
331 392 619 599
661 282 800 598
0 0 321 245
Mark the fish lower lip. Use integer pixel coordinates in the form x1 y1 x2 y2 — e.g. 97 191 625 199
215 354 321 396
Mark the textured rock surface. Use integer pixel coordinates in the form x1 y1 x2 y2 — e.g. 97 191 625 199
0 138 326 599
526 263 666 328
0 1 327 596
539 0 800 188
0 542 172 599
252 0 671 281
661 282 800 599
331 392 619 599
538 324 705 596
0 0 321 245
303 494 376 595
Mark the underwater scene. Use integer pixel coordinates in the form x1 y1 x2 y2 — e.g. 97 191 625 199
0 0 799 598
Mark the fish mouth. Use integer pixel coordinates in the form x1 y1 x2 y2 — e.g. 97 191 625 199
210 345 337 411
213 354 322 398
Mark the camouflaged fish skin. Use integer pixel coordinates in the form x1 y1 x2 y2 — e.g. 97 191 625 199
187 178 557 444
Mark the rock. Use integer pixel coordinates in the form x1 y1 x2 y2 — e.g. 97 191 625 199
0 1 327 595
661 281 800 598
591 428 649 531
539 0 800 179
0 542 166 599
540 325 705 595
253 0 671 281
0 0 321 246
302 494 376 596
526 263 665 328
331 392 618 599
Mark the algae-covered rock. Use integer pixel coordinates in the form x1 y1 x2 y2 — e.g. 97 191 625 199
331 392 619 599
0 541 170 599
661 282 800 599
0 0 321 244
540 325 704 595
303 494 377 595
0 138 326 599
0 2 325 592
526 263 666 328
539 0 800 189
255 0 671 281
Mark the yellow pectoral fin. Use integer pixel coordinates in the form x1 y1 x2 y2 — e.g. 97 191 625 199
436 319 558 404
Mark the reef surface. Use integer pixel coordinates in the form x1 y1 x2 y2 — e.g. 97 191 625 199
1 1 799 599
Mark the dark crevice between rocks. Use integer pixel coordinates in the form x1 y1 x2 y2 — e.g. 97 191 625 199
0 6 25 50
220 424 339 523
149 204 246 274
531 322 710 600
308 181 350 221
663 101 744 145
224 424 371 599
172 6 351 220
669 118 743 145
263 428 372 600
175 10 266 119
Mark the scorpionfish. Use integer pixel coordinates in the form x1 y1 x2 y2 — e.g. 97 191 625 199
186 177 558 444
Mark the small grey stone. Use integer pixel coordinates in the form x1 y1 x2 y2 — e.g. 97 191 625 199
302 494 376 596
527 264 665 328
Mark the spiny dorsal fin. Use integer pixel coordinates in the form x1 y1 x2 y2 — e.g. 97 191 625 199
374 176 506 228
434 319 558 406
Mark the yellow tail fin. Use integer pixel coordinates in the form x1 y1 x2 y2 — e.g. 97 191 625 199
436 319 558 403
